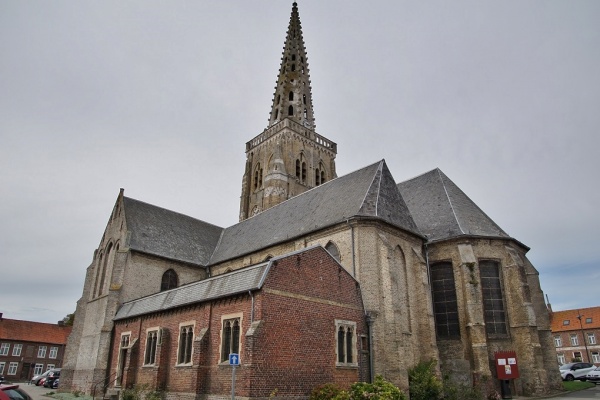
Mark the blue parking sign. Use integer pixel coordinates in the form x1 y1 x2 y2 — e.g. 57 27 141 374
229 353 240 365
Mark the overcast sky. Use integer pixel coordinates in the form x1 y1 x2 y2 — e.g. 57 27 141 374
1 1 599 324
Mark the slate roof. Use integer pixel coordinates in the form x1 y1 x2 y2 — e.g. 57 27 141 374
114 261 271 320
209 160 420 264
551 307 600 333
0 318 72 345
397 168 509 243
123 197 223 266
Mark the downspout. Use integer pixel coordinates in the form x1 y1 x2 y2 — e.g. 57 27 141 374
346 219 357 277
248 291 255 323
366 313 374 383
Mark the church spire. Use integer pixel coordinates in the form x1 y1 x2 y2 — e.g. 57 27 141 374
268 2 315 130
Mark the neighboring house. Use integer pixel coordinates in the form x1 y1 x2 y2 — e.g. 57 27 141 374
0 314 72 380
551 306 600 365
61 3 562 399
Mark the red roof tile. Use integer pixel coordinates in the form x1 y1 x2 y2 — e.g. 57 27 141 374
551 306 600 333
0 318 72 345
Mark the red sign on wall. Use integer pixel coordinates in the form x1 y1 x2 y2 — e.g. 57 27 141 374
495 351 520 380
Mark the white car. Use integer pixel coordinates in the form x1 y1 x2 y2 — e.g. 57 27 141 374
585 366 600 384
560 362 596 381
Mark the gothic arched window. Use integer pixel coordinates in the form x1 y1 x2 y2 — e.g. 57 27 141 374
289 91 294 101
161 269 178 291
325 241 340 262
288 105 294 116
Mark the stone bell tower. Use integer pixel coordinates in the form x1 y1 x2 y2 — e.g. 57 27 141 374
239 2 337 221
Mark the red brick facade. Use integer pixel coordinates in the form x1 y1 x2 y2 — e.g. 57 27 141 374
551 307 600 365
109 247 368 399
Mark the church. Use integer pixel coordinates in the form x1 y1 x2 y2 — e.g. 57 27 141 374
61 3 562 399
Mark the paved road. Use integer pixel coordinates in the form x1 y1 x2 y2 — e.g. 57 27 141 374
10 380 600 400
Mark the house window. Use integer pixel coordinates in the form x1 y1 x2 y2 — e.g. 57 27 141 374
46 364 55 371
0 362 5 375
592 352 600 363
144 329 159 365
570 334 579 346
177 325 194 365
587 333 596 345
34 364 44 375
430 262 460 338
161 269 178 291
557 354 566 365
0 343 9 356
12 344 22 356
573 351 582 361
221 318 240 362
37 346 47 358
554 336 562 347
563 320 570 326
7 362 18 375
335 320 357 367
586 317 592 324
49 347 58 359
480 260 508 336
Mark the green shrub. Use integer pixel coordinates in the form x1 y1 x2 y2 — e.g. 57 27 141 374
310 383 345 400
408 360 443 400
348 375 407 400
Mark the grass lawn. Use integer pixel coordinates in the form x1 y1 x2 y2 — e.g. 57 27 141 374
562 380 596 391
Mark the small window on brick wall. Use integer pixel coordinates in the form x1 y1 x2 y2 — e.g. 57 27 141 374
221 318 241 362
177 325 194 365
144 329 159 365
335 320 357 367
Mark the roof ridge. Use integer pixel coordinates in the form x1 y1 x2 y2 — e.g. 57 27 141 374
437 169 465 235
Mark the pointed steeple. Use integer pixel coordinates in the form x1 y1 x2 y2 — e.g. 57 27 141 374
268 2 315 130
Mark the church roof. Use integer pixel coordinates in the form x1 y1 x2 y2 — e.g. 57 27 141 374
114 261 270 320
397 168 509 242
123 197 223 266
210 160 420 264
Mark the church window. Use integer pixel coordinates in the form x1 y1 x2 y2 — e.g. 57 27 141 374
116 333 130 387
335 320 357 367
177 324 194 365
301 56 304 63
288 105 294 116
277 94 281 104
253 163 263 190
315 168 321 185
303 94 306 104
291 64 296 71
301 161 306 182
296 159 301 178
430 262 460 339
161 269 178 291
321 170 325 184
274 109 279 120
325 241 340 262
480 260 508 336
220 317 241 362
289 91 294 101
291 54 296 61
303 108 307 118
144 329 159 365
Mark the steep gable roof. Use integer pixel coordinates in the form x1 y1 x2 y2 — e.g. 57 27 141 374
551 307 600 333
397 168 509 242
123 197 223 266
210 160 420 264
0 318 72 345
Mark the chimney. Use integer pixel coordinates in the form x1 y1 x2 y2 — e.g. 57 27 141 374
0 312 3 321
57 320 64 327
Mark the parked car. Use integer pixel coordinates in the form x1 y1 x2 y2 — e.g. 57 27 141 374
559 362 596 381
51 379 59 389
585 366 600 384
30 369 52 386
0 383 32 400
43 369 61 388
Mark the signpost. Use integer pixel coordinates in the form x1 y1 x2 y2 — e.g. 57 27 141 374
229 353 240 400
